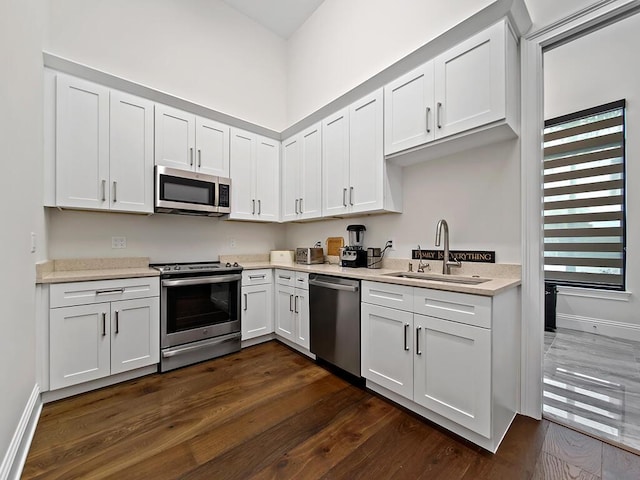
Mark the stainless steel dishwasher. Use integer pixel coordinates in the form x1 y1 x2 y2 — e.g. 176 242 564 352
308 274 361 377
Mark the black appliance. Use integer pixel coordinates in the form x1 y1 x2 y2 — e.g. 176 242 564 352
152 261 242 371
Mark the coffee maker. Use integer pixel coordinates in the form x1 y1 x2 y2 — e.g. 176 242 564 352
340 225 368 268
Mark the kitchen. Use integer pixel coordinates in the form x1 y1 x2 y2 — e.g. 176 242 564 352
2 0 639 478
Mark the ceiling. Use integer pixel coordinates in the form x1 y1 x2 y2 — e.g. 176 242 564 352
223 0 325 39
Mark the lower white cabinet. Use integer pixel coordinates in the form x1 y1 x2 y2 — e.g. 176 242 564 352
274 270 310 349
49 277 159 391
241 269 274 340
361 280 519 452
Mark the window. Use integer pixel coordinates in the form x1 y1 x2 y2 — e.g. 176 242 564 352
543 100 626 290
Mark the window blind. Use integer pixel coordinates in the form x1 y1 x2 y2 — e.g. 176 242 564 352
543 100 626 290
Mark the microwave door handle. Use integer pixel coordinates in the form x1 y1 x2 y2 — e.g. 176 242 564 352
161 274 242 287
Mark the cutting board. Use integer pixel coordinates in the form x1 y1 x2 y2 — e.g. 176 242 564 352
326 237 344 256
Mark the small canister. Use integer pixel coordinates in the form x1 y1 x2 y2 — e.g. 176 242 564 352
367 247 382 269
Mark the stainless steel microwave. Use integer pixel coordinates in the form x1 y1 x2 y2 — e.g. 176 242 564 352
155 166 231 216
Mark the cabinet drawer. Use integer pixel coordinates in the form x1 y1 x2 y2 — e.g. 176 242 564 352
413 287 491 329
50 277 160 308
242 269 273 286
361 281 414 312
275 269 296 287
294 272 309 290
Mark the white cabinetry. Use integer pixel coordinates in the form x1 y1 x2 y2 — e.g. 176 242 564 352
281 124 322 222
241 269 274 340
55 74 154 213
230 128 280 222
155 104 230 177
323 89 402 216
384 20 518 163
361 280 519 452
274 270 310 350
49 277 159 391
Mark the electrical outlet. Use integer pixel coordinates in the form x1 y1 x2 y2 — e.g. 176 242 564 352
387 239 394 250
30 232 36 253
112 236 127 249
230 238 236 248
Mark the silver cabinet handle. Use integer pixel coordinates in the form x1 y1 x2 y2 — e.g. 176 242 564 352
102 312 106 336
426 107 431 133
295 199 299 214
252 199 256 215
96 288 124 296
249 274 266 280
294 295 299 314
343 188 348 207
299 198 303 213
289 294 294 312
279 275 291 280
258 199 261 215
349 187 354 206
113 181 117 203
404 323 410 351
190 147 194 166
101 180 106 202
437 102 442 129
198 149 202 168
243 293 248 311
115 310 119 334
416 326 422 355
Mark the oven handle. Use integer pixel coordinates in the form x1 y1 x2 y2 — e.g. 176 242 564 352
161 274 242 287
162 333 241 358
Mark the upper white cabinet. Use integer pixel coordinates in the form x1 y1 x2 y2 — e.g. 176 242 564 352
281 123 322 222
230 128 280 222
384 19 518 161
322 89 402 217
55 74 154 213
155 104 230 177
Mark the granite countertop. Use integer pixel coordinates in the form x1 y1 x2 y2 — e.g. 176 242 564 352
235 258 521 297
36 257 160 284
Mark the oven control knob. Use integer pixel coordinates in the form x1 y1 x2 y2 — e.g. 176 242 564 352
233 262 239 267
174 265 181 270
225 262 232 267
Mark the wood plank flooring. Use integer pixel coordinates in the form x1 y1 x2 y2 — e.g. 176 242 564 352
22 341 640 479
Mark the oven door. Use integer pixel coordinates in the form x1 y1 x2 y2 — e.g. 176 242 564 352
161 273 241 348
156 165 219 214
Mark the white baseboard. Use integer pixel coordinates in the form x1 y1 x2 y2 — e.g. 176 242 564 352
0 385 42 480
557 313 640 342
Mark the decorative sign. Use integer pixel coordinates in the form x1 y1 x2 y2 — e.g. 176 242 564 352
411 250 495 263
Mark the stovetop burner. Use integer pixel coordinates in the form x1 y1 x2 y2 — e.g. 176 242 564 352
151 261 242 276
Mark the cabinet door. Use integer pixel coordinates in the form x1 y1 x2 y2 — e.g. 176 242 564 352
275 285 296 342
413 314 491 438
281 136 300 222
242 284 274 340
294 289 309 349
361 303 414 399
109 91 154 213
196 116 230 177
349 89 384 214
56 74 110 210
434 21 506 139
229 128 256 220
383 63 434 155
110 297 159 375
50 303 111 390
154 104 196 170
255 137 280 222
322 108 350 216
299 123 322 220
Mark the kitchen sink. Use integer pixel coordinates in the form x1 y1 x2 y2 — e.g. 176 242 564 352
383 272 491 285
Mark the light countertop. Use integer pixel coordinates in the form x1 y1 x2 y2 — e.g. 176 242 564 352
36 257 159 284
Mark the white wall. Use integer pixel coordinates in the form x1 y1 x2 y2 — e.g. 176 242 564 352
0 0 47 469
544 12 640 332
286 139 521 264
46 0 288 131
48 210 286 263
286 0 494 125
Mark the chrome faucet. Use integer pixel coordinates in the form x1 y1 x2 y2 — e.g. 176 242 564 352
435 219 461 274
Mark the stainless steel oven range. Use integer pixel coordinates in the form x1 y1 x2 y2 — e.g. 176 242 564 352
152 261 242 372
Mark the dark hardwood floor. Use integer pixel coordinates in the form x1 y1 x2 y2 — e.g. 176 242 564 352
22 341 640 479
